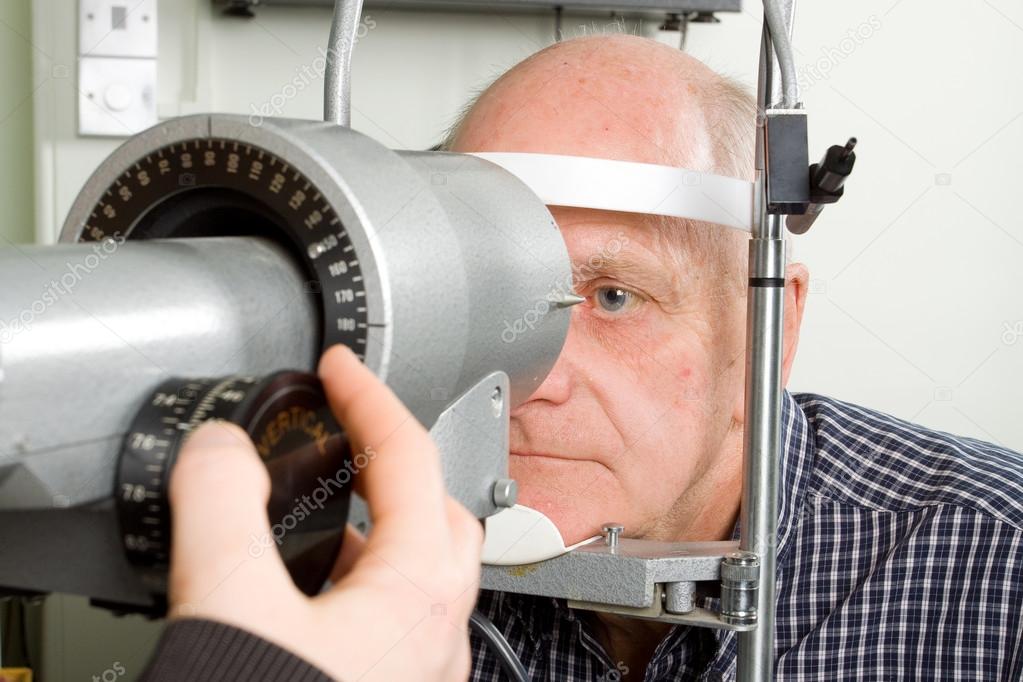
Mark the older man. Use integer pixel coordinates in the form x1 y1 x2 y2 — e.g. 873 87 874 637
447 34 1023 681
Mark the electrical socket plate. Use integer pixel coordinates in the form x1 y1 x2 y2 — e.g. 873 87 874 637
79 0 157 58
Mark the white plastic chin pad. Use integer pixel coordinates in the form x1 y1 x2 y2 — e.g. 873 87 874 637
471 152 754 232
482 504 601 566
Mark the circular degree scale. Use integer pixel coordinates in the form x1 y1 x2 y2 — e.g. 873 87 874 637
73 137 371 357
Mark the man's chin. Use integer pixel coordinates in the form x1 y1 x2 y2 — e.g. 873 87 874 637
514 488 607 547
509 456 622 545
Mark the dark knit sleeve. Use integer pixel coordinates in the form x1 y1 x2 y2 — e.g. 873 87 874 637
139 618 335 682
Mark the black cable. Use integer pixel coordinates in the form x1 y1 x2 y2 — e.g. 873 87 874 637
469 609 529 682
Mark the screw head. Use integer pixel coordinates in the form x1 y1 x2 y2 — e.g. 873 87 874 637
601 523 624 548
724 550 759 566
492 478 517 508
490 386 503 417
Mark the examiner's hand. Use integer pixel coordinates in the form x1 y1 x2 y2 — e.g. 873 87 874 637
166 345 483 681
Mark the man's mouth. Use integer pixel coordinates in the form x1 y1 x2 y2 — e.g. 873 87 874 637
511 450 614 475
510 450 578 461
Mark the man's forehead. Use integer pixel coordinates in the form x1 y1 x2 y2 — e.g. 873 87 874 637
550 207 675 270
550 206 741 296
449 37 718 170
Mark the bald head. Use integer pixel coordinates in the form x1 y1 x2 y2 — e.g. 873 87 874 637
445 34 755 179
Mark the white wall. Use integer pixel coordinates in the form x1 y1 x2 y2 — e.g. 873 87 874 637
766 0 1023 450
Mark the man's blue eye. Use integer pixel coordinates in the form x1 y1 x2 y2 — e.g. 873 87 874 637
595 287 632 313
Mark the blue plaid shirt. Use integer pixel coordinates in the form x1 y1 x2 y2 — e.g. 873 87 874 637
470 392 1023 681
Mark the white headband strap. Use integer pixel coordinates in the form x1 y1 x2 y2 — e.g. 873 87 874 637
471 152 754 232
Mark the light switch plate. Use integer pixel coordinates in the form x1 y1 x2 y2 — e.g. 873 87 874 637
78 56 157 137
79 0 157 58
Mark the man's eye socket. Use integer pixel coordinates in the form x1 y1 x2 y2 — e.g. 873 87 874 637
594 286 633 313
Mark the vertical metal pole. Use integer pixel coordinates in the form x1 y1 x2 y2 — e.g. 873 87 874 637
736 1 796 679
736 213 786 682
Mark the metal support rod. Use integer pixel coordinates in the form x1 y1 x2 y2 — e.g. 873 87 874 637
324 0 364 126
736 1 797 679
736 213 786 682
761 0 799 107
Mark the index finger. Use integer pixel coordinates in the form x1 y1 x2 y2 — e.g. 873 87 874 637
318 344 448 547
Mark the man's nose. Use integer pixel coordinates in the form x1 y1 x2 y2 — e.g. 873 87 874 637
512 320 580 410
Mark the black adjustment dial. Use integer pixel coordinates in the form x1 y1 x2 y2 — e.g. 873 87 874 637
117 371 353 611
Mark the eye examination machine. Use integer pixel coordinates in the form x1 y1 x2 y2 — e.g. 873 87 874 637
0 0 856 679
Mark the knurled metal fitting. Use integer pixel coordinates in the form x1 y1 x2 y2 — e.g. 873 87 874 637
720 550 759 626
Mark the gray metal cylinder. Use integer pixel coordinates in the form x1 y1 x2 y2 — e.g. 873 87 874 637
0 237 318 509
721 550 760 626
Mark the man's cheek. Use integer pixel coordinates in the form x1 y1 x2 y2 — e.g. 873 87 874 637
665 360 720 420
511 457 576 490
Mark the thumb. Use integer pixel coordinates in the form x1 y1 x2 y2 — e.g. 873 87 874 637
166 420 292 617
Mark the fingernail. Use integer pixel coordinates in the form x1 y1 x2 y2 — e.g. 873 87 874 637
183 419 245 449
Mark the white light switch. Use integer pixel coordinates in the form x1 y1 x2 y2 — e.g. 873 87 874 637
79 57 157 137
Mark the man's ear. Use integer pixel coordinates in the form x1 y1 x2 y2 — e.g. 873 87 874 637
781 262 809 388
730 262 810 425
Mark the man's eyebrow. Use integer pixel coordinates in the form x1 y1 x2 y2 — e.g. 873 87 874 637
571 254 672 287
